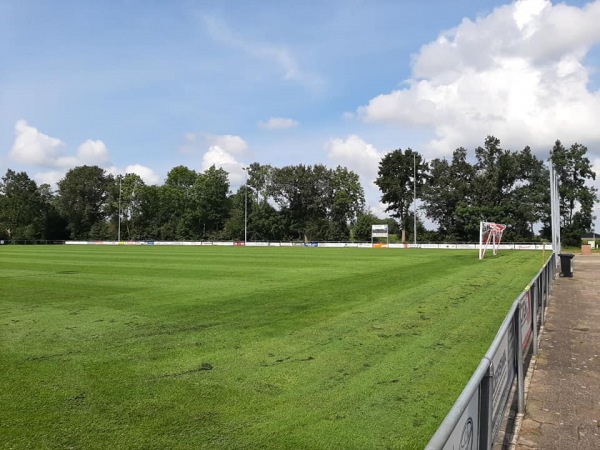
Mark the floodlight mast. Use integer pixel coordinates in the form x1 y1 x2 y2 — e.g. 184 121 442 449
118 175 122 242
242 167 248 245
413 152 417 245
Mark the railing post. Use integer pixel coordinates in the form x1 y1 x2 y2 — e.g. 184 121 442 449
515 304 525 413
532 281 539 356
479 362 494 450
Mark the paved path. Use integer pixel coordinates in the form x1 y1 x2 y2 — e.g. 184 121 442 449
515 254 600 449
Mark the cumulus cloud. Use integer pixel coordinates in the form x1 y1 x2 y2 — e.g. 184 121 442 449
325 134 387 212
206 134 248 154
9 120 161 187
258 117 299 130
75 140 111 165
197 133 250 186
9 120 65 167
325 135 383 182
10 120 112 169
358 0 600 156
33 171 65 187
125 164 160 185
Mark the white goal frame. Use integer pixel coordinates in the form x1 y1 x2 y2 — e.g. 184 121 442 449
479 222 506 260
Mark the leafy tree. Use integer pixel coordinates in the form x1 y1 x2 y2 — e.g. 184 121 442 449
134 184 162 240
423 147 475 241
222 188 246 241
269 164 365 241
269 164 327 241
0 169 48 240
157 166 200 239
375 149 428 242
509 147 548 239
327 166 365 239
56 166 112 240
37 183 68 240
423 138 550 242
193 165 231 238
247 162 273 204
248 202 285 241
107 173 147 240
550 140 598 246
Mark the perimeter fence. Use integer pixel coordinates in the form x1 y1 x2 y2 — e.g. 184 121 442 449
0 240 552 250
425 252 557 449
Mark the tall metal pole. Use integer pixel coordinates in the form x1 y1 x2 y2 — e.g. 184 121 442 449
243 167 248 245
413 152 417 245
118 175 122 242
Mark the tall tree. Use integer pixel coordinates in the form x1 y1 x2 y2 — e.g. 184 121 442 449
107 173 147 240
269 164 320 241
375 149 428 242
326 166 365 240
510 147 548 239
423 147 475 241
550 140 598 246
56 166 112 240
0 169 48 240
159 166 200 239
247 162 273 204
193 165 231 238
269 164 365 241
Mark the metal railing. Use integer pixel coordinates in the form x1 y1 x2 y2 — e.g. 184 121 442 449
425 253 556 449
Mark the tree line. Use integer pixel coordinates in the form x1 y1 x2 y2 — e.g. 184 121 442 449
0 136 596 245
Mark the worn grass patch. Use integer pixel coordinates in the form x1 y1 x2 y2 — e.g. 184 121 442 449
0 246 543 449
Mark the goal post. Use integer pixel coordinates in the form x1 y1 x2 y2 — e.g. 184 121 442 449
479 221 506 260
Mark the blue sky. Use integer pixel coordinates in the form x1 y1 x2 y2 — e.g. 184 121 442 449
2 0 600 219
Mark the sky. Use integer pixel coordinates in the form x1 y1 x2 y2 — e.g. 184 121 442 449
2 0 600 223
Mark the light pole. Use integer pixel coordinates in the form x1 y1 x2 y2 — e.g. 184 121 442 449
413 152 417 245
242 167 248 245
117 175 122 242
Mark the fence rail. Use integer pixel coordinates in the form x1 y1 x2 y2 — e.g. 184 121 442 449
425 252 556 449
0 240 553 250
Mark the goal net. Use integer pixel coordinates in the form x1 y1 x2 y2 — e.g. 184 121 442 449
479 222 506 260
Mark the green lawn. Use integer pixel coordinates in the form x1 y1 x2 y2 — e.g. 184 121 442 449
0 246 543 449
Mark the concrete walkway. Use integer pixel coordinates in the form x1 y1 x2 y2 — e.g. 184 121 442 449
514 254 600 449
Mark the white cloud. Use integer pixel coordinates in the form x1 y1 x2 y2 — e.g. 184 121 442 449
9 120 113 169
325 134 386 213
125 164 160 185
258 117 299 130
33 171 64 188
202 15 323 89
9 120 65 167
196 133 251 186
75 139 111 165
358 0 600 156
326 135 383 182
7 120 160 189
200 147 245 187
202 145 238 169
206 134 248 154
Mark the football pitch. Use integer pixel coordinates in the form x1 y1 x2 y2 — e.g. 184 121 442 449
0 246 544 449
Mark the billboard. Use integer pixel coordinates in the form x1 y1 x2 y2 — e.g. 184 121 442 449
371 224 389 238
489 321 516 440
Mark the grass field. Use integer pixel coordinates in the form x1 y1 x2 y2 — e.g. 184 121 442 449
0 246 544 449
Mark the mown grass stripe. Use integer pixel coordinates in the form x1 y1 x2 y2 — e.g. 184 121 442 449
0 246 541 449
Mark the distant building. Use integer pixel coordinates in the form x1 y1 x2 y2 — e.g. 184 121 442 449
581 232 600 240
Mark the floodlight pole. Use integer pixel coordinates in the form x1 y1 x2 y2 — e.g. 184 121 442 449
243 167 248 245
118 175 122 242
413 152 417 245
